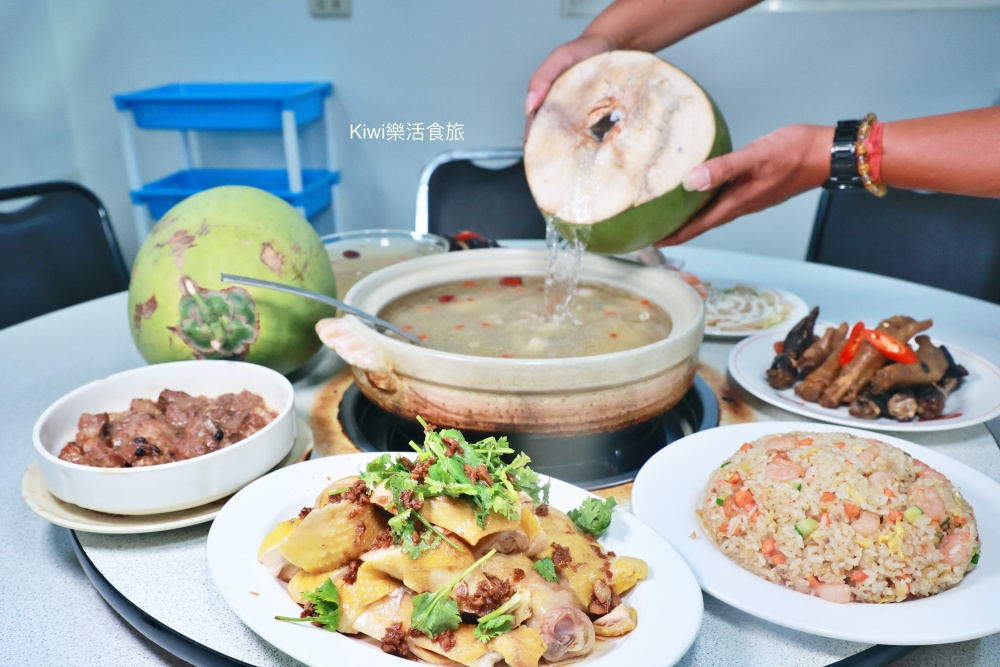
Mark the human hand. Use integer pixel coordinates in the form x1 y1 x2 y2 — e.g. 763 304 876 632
525 34 618 135
655 124 835 246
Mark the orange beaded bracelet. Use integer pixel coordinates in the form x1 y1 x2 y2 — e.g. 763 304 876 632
856 113 887 197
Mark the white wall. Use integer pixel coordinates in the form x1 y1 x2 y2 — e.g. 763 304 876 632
4 1 999 264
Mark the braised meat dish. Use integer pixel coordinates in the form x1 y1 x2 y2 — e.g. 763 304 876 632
58 389 277 468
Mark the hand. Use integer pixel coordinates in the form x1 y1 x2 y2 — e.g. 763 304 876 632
655 124 834 246
524 34 618 136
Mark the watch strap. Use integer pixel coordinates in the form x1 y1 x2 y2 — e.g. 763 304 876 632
823 119 862 190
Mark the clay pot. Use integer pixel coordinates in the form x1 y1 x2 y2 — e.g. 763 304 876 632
321 248 704 436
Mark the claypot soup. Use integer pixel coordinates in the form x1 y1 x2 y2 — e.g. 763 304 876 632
377 275 672 358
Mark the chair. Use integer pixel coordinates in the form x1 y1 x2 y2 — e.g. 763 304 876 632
415 148 546 240
0 182 129 329
807 189 1000 303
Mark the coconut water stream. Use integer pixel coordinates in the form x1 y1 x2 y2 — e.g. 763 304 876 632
542 216 590 321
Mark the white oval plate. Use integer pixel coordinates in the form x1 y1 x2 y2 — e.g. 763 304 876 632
208 453 704 667
702 280 810 338
22 418 313 534
729 329 1000 432
632 421 1000 645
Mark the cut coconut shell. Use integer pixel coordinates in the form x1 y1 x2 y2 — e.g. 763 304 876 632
524 50 731 255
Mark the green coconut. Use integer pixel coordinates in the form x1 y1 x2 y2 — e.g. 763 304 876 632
524 50 732 255
127 186 337 375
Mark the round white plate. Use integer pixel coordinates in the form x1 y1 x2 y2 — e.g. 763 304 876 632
208 453 704 667
728 329 1000 432
632 421 1000 645
702 280 810 338
22 418 313 534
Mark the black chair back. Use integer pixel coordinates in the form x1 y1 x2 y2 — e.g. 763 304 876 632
0 182 129 329
807 189 1000 304
418 149 546 240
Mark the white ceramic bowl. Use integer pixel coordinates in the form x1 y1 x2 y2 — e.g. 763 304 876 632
322 248 704 436
32 360 296 515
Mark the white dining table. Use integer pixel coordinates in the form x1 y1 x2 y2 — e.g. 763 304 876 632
2 245 998 667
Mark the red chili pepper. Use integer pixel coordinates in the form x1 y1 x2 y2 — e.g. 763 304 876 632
839 322 867 366
437 294 455 303
863 329 918 364
773 341 784 354
499 276 523 287
453 230 484 242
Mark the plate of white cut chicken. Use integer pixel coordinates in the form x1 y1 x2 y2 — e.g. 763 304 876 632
208 425 703 667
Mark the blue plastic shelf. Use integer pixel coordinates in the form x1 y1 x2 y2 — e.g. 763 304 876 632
113 83 333 131
131 168 341 220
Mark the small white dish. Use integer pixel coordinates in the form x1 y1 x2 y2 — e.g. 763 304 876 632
208 453 705 667
702 279 810 338
728 329 1000 432
633 421 1000 645
32 360 296 515
22 418 313 534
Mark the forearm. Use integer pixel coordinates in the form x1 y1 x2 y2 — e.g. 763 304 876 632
880 106 1000 197
582 0 763 52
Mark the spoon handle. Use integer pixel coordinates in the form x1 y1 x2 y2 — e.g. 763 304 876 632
219 273 424 347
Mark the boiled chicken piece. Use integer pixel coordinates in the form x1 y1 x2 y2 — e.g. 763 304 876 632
488 626 548 667
534 505 625 612
351 588 413 643
369 484 523 546
593 603 638 638
480 553 595 663
314 475 361 507
409 625 503 667
519 494 549 556
361 540 478 594
287 563 401 633
257 516 303 582
279 497 388 573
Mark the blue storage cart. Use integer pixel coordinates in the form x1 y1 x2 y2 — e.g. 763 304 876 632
114 82 341 239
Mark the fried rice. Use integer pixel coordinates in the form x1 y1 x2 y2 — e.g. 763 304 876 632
698 431 980 603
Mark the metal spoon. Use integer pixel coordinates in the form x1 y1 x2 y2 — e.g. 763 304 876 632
219 273 425 346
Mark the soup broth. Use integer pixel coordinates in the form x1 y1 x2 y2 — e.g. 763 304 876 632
378 276 672 358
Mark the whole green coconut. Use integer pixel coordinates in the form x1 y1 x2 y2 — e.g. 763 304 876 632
524 51 731 255
128 186 337 375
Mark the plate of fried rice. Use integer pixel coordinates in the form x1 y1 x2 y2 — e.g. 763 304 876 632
632 422 1000 644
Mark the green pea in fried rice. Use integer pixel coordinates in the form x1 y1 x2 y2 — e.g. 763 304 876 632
698 431 980 603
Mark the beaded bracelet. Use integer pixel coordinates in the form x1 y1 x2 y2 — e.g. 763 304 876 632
855 113 887 197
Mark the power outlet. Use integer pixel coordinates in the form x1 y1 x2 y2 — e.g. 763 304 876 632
310 0 351 18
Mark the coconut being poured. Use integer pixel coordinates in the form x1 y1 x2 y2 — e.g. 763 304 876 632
318 51 722 361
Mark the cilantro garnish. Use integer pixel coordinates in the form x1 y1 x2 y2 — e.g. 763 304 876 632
568 496 617 537
474 592 524 642
411 549 496 637
275 578 341 632
531 557 559 583
359 417 549 558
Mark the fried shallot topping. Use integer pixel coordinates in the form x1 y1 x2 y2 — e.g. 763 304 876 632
410 457 434 483
399 488 424 511
551 543 572 568
455 574 512 616
297 506 313 519
330 480 370 506
343 558 362 585
534 503 550 517
370 527 394 551
442 436 464 457
380 622 414 658
463 463 494 486
434 628 457 652
353 520 367 547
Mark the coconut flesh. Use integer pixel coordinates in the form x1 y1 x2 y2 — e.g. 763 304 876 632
524 51 731 255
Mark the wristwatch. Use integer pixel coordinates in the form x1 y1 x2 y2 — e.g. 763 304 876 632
822 119 863 190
